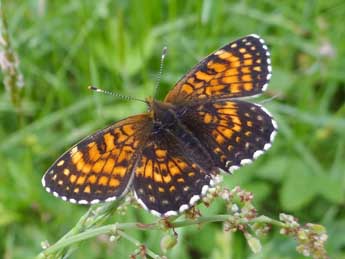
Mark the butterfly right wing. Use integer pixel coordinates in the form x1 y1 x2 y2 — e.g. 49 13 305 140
42 114 152 204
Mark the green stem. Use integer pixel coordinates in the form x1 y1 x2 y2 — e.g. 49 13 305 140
37 213 287 258
37 200 124 259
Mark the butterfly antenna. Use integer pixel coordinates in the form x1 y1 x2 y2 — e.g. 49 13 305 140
153 46 168 98
259 93 282 104
88 86 147 104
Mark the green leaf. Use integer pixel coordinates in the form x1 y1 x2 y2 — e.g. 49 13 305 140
280 161 317 211
316 174 344 204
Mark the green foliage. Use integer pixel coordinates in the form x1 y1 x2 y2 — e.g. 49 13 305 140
1 0 344 258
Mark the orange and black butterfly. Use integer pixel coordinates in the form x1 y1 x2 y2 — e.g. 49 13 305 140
42 35 277 217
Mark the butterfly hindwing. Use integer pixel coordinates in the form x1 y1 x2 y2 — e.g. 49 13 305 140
133 122 217 216
164 35 271 104
42 114 152 204
175 100 277 173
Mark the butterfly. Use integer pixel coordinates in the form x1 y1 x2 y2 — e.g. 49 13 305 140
42 34 277 217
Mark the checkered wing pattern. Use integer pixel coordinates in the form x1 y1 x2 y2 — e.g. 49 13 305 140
176 100 277 173
42 114 152 204
133 123 218 217
164 35 271 104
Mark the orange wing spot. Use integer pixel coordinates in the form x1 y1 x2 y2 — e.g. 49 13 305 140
84 185 91 193
73 187 79 193
82 163 92 174
113 166 127 177
104 133 115 151
251 46 256 51
208 62 227 72
70 174 77 183
236 136 241 143
195 71 214 82
242 74 252 81
88 142 101 161
155 149 167 158
177 178 185 183
233 124 241 132
169 186 176 192
247 121 253 127
76 176 86 185
181 83 194 94
243 53 252 59
223 68 239 77
245 131 252 137
230 61 241 68
58 180 63 185
153 171 163 183
103 158 115 174
244 59 253 66
93 160 106 174
256 59 262 64
87 174 97 184
239 48 246 53
241 67 251 74
222 76 239 84
122 124 135 136
163 173 172 183
72 151 83 164
158 187 164 193
109 178 120 187
244 83 253 91
203 113 213 124
76 159 85 171
63 168 70 176
188 172 195 177
145 160 153 178
253 66 261 72
214 147 222 154
98 176 109 186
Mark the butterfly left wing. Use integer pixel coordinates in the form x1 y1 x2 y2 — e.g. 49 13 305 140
175 99 277 173
164 35 271 104
42 114 152 204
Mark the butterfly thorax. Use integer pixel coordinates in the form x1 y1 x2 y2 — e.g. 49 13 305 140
146 97 178 131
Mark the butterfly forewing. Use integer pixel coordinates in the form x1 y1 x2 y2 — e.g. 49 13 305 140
42 114 152 204
164 35 271 104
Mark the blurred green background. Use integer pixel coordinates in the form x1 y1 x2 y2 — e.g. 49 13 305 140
1 0 345 258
